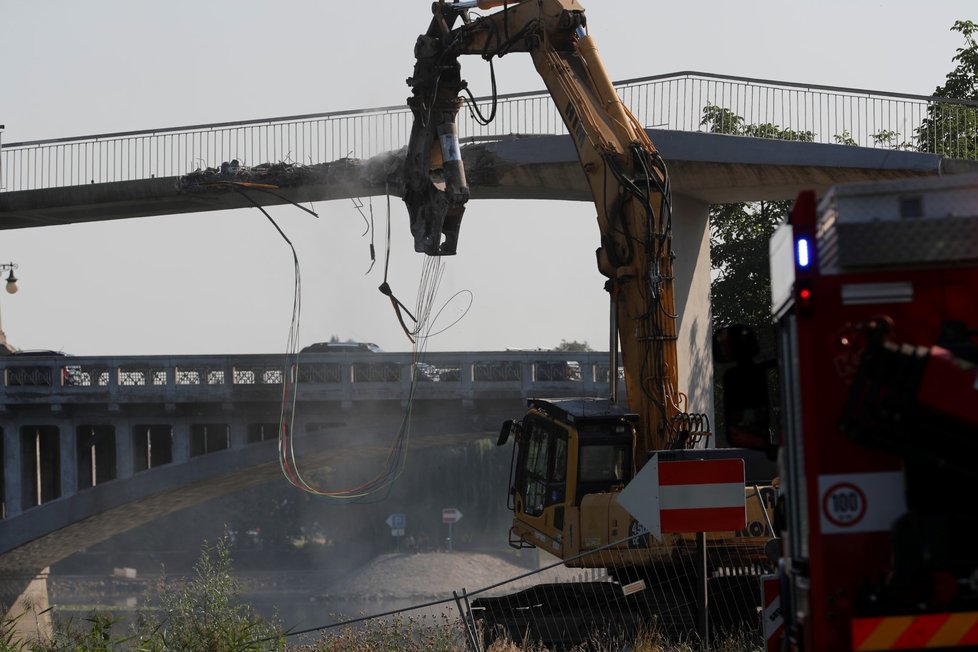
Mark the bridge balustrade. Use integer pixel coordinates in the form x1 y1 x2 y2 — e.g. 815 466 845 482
0 351 619 405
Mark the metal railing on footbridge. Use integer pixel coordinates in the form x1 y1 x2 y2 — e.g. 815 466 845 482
3 71 976 193
0 350 619 406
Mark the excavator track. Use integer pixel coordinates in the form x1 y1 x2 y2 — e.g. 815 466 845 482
472 557 770 649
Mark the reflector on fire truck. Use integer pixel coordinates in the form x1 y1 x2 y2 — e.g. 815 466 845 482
852 612 978 650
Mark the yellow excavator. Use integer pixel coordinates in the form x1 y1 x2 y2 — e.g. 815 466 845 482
403 0 775 643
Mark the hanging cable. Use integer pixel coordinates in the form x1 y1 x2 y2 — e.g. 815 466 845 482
377 186 420 342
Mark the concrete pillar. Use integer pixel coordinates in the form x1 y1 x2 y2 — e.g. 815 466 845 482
3 427 21 518
57 420 76 499
228 419 247 450
671 194 715 438
0 568 51 642
172 422 190 463
115 418 133 480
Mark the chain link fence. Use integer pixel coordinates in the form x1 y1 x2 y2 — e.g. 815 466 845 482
303 531 774 651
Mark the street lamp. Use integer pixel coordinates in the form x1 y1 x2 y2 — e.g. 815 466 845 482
1 262 18 294
0 261 17 350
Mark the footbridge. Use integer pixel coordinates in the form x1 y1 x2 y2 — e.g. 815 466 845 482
3 71 977 227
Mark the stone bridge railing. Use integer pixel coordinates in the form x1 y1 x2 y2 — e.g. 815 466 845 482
0 350 619 406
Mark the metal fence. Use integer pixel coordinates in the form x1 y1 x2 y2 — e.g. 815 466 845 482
3 71 978 193
306 529 774 651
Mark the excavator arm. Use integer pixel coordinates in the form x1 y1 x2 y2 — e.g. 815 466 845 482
404 0 693 454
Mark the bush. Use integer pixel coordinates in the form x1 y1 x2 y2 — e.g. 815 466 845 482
132 534 285 651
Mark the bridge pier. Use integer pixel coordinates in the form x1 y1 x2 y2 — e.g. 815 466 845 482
3 427 22 518
0 568 51 643
114 418 134 480
229 421 247 450
172 423 190 464
672 194 715 435
57 419 76 500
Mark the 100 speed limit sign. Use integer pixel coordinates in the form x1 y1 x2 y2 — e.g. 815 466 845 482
822 482 867 527
818 472 906 535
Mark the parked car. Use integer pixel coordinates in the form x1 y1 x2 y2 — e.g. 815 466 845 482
8 349 71 357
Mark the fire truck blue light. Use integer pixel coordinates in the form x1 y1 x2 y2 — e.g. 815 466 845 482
796 238 811 268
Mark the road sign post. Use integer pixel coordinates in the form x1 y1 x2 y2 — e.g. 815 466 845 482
442 508 462 552
386 513 407 544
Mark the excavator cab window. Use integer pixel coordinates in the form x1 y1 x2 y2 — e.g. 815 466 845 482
579 444 626 483
516 417 568 518
575 422 632 504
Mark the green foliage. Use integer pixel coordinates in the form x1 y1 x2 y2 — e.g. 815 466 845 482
28 612 126 652
833 130 858 146
0 611 26 652
871 130 914 150
710 201 786 331
932 20 978 99
552 339 593 352
917 20 978 159
700 105 814 142
299 612 465 652
702 103 802 333
133 534 285 652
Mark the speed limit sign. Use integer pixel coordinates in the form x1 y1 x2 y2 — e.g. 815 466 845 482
822 482 866 527
818 472 905 535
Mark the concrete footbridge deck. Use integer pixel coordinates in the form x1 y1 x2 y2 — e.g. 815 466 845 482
3 71 977 228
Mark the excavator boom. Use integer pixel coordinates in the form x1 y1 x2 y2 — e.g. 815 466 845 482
401 3 774 646
403 0 691 454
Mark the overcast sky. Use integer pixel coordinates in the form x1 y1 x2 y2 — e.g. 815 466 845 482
1 1 974 356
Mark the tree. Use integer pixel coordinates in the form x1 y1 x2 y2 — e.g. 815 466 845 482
700 105 806 339
710 201 785 330
553 339 593 352
701 106 808 443
917 20 978 159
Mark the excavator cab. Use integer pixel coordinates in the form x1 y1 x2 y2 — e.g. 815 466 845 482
499 398 637 554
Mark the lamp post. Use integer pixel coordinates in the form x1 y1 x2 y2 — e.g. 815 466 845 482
0 262 19 350
2 262 19 294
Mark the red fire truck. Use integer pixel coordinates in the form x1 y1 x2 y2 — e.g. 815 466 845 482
743 174 978 650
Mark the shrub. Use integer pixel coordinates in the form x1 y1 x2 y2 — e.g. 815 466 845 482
132 534 285 652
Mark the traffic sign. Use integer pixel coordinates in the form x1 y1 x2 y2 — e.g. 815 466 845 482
442 507 463 524
618 455 746 539
817 471 905 535
386 513 406 530
760 574 784 652
822 482 866 528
